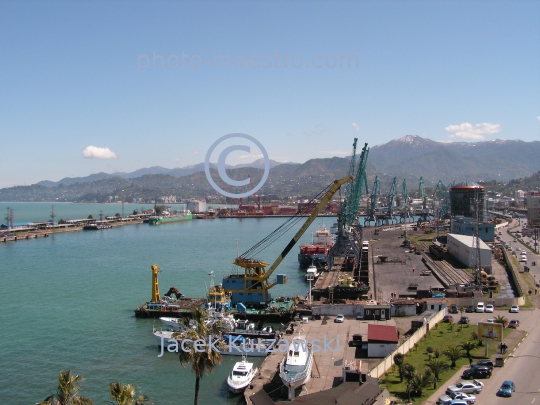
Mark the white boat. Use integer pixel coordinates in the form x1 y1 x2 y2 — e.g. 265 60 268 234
219 335 270 357
226 357 258 394
159 317 198 331
279 336 314 399
304 264 320 281
153 329 176 347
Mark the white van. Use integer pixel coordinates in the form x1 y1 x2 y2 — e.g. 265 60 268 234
476 302 485 313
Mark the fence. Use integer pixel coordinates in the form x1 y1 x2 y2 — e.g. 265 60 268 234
368 309 446 378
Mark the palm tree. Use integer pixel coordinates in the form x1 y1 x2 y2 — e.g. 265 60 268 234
426 359 449 389
393 352 405 382
444 345 464 368
410 369 433 397
460 341 478 358
494 315 508 327
176 307 226 405
39 370 94 405
401 363 416 402
108 382 153 405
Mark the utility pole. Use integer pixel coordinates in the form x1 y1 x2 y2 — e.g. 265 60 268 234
50 206 55 233
5 207 13 235
122 202 125 218
474 190 482 286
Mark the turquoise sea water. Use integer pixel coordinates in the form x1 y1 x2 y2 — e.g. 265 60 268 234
0 203 322 405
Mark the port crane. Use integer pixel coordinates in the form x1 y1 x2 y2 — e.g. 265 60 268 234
329 140 370 270
364 176 379 227
377 177 398 226
223 176 353 304
397 178 413 223
417 176 432 224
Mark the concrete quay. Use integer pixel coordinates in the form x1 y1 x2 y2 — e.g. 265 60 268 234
244 317 393 403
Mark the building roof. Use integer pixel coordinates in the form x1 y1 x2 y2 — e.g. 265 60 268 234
450 181 483 190
448 233 490 250
368 324 398 343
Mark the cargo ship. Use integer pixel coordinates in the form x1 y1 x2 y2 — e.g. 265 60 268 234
148 210 192 225
298 223 334 268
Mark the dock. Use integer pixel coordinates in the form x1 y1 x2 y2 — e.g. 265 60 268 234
244 317 390 403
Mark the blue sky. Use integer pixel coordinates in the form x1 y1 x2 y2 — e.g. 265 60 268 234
1 0 539 188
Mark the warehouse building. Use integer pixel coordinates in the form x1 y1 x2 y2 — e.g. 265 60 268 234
451 216 495 242
447 233 492 273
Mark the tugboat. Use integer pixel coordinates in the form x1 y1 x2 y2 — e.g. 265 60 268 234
227 357 258 394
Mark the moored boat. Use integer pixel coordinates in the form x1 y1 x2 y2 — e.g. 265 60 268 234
148 210 192 225
227 357 258 394
304 263 320 281
298 222 334 269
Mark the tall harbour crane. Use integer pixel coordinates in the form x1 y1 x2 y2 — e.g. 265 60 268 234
364 176 379 226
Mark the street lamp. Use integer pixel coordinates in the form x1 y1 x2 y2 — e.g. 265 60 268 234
306 271 314 305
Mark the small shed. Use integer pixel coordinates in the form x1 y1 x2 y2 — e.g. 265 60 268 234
367 324 399 358
363 305 391 321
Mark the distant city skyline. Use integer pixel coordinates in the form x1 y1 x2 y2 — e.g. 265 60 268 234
1 1 539 188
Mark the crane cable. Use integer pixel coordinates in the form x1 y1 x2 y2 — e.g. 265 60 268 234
239 181 335 259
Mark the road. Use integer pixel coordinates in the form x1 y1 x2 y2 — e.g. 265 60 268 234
425 307 540 405
475 308 540 404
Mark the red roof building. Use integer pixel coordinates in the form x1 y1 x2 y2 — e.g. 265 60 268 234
367 324 398 343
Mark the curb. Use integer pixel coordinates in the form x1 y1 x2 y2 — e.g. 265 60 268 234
503 331 528 363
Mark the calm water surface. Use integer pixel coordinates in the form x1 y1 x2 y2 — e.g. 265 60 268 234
0 203 326 404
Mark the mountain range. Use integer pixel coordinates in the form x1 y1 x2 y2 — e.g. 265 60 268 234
2 135 539 202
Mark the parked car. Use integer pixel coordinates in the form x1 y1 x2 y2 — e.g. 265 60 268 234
465 305 474 313
475 303 485 313
497 381 516 397
510 305 520 313
436 392 476 405
450 304 459 314
508 319 520 328
446 380 484 395
485 304 494 313
334 314 345 323
475 360 494 368
458 316 470 324
462 365 492 380
443 315 454 323
486 318 494 323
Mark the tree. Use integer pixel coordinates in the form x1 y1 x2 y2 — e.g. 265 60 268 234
87 215 93 220
393 352 405 382
108 382 153 405
39 370 94 405
175 307 226 405
444 346 464 368
426 359 449 389
409 369 433 397
401 363 416 402
494 315 508 327
460 341 478 358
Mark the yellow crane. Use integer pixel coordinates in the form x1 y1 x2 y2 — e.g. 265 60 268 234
223 176 353 304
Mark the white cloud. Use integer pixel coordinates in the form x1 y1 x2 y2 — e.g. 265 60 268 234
193 149 200 155
352 122 360 132
445 122 501 140
82 146 117 159
537 116 540 120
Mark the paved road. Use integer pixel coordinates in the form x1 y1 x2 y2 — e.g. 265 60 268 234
475 308 540 405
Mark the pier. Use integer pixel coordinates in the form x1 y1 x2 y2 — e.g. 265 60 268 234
244 317 392 403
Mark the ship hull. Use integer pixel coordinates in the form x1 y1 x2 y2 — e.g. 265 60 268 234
298 253 328 269
148 214 193 225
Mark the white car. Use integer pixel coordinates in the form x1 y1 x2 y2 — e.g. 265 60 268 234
436 392 477 404
475 302 485 313
486 318 494 323
485 304 494 313
510 305 520 313
446 380 484 395
334 314 345 323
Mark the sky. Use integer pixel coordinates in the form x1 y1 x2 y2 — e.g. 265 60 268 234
1 0 539 188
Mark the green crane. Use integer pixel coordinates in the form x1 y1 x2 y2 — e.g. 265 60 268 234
364 176 379 226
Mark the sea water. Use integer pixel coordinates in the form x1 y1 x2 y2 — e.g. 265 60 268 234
0 204 328 404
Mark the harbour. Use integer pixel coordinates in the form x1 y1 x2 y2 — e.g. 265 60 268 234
0 212 328 405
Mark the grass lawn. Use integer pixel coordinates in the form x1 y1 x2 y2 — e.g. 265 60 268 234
379 321 518 404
